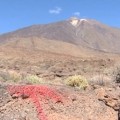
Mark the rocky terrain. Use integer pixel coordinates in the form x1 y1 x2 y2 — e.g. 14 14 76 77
0 48 120 120
0 18 120 120
0 81 120 120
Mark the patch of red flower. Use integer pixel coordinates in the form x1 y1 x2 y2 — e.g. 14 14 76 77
7 85 63 120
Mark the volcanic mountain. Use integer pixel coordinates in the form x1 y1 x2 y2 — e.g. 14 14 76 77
0 17 120 56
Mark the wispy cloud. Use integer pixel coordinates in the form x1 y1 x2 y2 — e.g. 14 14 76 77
73 12 80 16
49 7 62 14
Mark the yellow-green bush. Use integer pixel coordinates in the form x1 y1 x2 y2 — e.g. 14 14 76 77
65 75 88 89
25 75 43 84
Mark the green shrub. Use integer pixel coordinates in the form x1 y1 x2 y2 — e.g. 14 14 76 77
25 75 43 84
65 75 88 89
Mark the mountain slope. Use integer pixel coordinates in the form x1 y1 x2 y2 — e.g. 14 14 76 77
0 17 120 54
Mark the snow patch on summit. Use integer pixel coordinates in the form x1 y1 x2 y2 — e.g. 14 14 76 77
69 17 79 26
70 19 79 26
69 17 88 27
80 19 88 22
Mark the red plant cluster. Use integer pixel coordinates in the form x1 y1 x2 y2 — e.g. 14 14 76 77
7 85 63 120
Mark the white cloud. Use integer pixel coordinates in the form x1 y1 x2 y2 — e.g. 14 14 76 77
49 7 62 14
74 12 80 16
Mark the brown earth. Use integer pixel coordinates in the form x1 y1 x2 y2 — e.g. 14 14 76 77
0 46 120 120
0 83 120 120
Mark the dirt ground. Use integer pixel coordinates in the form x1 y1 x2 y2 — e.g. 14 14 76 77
0 48 120 120
0 81 120 120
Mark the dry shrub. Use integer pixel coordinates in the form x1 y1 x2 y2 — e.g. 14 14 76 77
112 66 120 83
25 75 43 84
8 71 22 82
104 64 120 83
0 70 22 82
65 75 88 89
0 70 44 84
0 71 10 81
89 74 113 86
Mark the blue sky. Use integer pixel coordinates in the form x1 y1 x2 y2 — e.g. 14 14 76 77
0 0 120 34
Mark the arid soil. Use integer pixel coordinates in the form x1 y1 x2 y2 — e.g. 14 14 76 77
0 47 120 120
0 83 120 120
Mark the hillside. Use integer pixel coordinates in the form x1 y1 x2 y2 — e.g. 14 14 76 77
0 17 120 54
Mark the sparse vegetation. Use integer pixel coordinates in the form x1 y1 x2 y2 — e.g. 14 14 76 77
89 74 112 86
65 75 88 89
115 72 120 83
0 70 22 82
0 70 43 84
25 75 43 84
106 65 120 83
0 71 10 81
113 66 120 83
8 71 22 82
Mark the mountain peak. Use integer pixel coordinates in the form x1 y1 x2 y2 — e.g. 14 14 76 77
68 17 88 27
1 17 120 54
